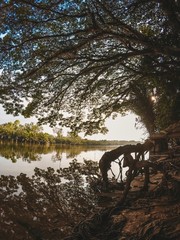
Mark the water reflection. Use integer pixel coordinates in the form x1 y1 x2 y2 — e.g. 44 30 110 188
0 143 115 176
0 160 100 239
0 144 126 239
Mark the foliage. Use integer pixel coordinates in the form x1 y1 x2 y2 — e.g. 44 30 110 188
0 159 100 239
0 120 54 144
0 0 179 134
0 120 139 145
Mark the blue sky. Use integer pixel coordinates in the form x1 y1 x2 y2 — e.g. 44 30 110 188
0 105 147 141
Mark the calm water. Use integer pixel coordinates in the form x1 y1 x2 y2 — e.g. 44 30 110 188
0 143 118 177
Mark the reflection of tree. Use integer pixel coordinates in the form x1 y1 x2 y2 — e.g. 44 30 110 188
53 145 106 161
0 143 56 163
51 151 63 163
0 160 99 239
0 143 111 164
65 146 86 158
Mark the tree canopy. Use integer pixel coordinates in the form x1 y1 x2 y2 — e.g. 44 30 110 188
0 0 179 135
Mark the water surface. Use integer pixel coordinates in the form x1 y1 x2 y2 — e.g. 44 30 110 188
0 143 117 176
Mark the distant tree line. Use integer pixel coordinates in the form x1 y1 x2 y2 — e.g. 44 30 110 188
0 120 54 144
0 120 138 145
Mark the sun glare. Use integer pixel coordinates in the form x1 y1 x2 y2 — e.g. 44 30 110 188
151 95 157 102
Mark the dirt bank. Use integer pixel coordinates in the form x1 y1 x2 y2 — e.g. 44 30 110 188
65 165 180 240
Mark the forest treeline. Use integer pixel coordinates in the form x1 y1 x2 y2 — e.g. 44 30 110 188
0 120 138 146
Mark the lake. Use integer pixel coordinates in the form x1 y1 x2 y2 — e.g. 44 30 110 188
0 143 119 177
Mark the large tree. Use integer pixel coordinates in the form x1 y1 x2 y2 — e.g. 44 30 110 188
0 0 179 135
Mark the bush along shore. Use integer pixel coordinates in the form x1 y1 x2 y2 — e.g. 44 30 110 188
0 120 138 146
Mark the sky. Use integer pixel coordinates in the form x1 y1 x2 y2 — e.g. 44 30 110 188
87 114 148 141
0 105 147 141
